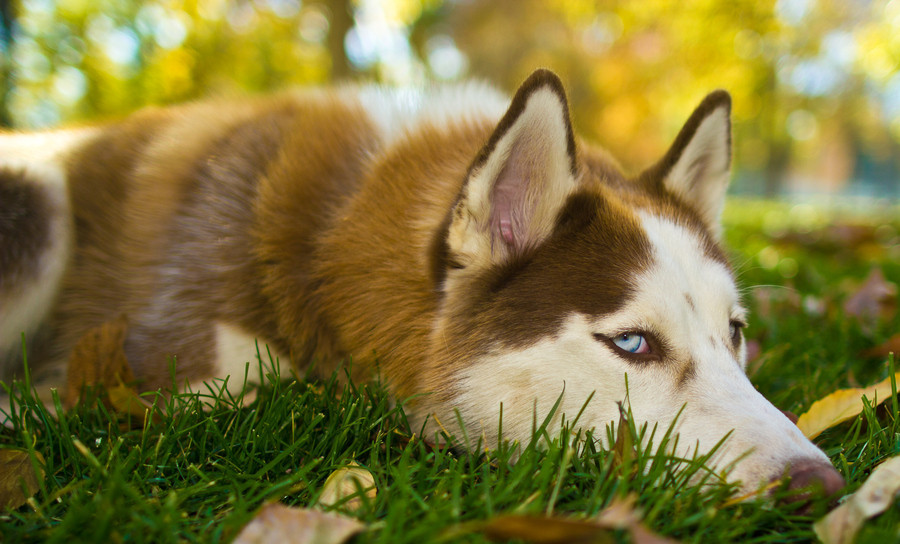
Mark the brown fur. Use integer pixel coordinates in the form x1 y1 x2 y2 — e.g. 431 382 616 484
52 93 384 388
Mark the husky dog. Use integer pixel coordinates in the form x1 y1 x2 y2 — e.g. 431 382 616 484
0 69 842 496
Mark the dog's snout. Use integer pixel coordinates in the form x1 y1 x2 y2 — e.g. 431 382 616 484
781 459 845 502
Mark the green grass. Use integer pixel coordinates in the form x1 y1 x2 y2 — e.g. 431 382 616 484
2 199 900 543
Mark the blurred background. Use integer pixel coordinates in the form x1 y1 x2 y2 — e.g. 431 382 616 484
0 0 899 202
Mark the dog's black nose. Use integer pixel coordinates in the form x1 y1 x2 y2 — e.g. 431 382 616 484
783 459 845 501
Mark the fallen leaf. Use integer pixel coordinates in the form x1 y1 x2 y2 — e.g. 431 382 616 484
596 495 680 544
814 456 900 544
478 515 614 544
595 493 641 528
630 524 682 544
843 268 897 333
861 333 900 359
0 448 45 510
471 494 679 544
107 383 160 425
795 372 900 439
65 315 135 408
233 503 364 544
63 316 161 426
316 462 376 511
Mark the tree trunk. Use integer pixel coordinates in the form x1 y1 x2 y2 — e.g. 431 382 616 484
0 0 15 127
324 0 354 82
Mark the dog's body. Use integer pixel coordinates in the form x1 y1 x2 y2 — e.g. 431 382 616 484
0 70 842 495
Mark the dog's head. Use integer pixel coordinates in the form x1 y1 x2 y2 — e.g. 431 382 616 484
424 69 842 497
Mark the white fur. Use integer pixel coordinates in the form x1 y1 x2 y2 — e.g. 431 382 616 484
0 129 97 174
186 323 286 396
618 213 827 485
452 313 623 448
355 81 508 150
0 129 97 359
449 213 828 491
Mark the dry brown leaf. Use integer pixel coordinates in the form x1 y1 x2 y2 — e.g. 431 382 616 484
63 316 161 426
795 372 900 439
316 462 377 511
233 503 364 544
65 315 134 408
814 456 900 544
596 494 680 544
629 524 682 544
843 268 897 333
0 448 45 511
478 515 615 544
474 494 678 544
861 333 900 359
595 493 641 528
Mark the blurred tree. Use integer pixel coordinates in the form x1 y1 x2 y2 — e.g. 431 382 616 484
435 0 900 197
8 0 339 126
0 0 13 127
3 0 899 197
325 0 354 80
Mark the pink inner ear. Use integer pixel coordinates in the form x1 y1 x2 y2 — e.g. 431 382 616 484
499 216 515 245
490 156 530 251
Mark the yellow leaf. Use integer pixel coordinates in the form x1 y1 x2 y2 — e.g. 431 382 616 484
316 462 376 512
65 315 134 408
814 456 900 544
0 449 45 511
796 372 900 439
233 503 364 544
107 383 160 426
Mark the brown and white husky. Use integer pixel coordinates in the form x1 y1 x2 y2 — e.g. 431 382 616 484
0 69 842 496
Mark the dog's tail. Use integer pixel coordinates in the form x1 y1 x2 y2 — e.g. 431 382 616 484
0 133 82 376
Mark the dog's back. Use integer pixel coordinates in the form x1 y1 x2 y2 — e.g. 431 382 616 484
0 85 509 393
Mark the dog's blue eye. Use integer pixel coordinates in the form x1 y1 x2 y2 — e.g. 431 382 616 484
612 333 649 354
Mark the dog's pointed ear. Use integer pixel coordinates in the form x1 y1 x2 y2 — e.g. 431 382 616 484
447 69 578 270
647 91 732 238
